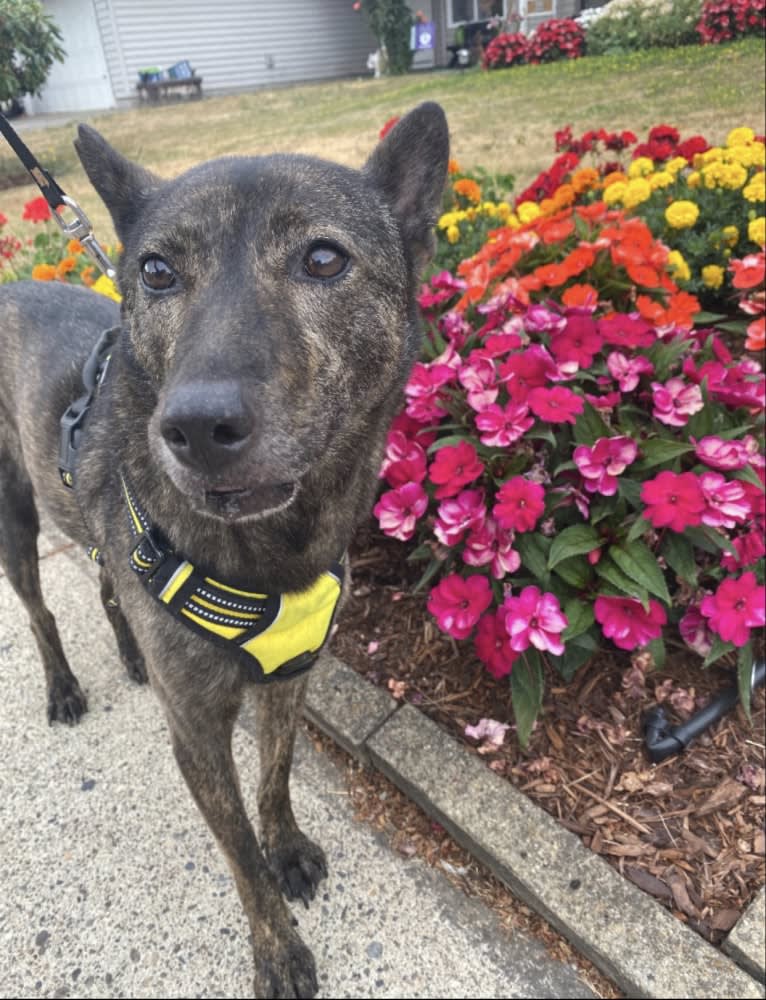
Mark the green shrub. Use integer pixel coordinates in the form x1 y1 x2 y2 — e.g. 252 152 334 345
585 0 703 54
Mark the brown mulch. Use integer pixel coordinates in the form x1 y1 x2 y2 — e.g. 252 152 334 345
332 521 766 951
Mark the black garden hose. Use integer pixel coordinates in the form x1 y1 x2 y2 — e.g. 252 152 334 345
642 659 766 763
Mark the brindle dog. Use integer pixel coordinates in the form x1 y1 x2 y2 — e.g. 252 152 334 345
0 103 448 998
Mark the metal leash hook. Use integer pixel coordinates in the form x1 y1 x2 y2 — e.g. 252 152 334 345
54 195 117 281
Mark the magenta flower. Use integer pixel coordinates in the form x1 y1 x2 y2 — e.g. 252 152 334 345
434 489 486 547
692 435 750 471
474 401 534 447
641 471 706 532
523 303 566 335
499 345 558 404
700 572 766 647
404 361 454 424
462 516 521 579
474 609 519 679
573 436 638 496
679 605 714 657
439 309 472 348
651 378 704 427
503 586 568 655
373 483 428 541
494 477 546 533
458 352 499 412
594 595 667 651
380 430 427 487
606 351 654 392
527 386 584 424
699 472 751 530
429 440 484 499
427 573 493 640
598 313 655 349
550 314 603 368
721 530 766 572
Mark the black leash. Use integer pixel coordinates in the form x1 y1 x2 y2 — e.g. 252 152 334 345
0 111 116 279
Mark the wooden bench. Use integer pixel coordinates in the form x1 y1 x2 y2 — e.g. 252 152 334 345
136 75 203 103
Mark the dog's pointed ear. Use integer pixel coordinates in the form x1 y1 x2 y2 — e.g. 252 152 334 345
363 102 449 273
74 125 160 241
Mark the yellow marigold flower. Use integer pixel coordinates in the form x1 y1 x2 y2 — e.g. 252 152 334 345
602 181 627 206
697 147 723 166
32 263 56 281
91 274 122 302
623 177 652 209
665 157 687 176
687 171 701 188
482 201 498 217
446 224 460 244
665 200 699 229
667 250 691 283
743 173 765 202
496 202 511 221
727 126 755 147
67 238 84 255
723 163 748 189
701 264 725 290
602 171 627 188
517 201 541 224
507 212 521 229
448 158 460 175
749 216 766 245
466 207 477 221
722 225 739 247
453 178 482 204
649 171 674 190
628 157 654 178
438 211 463 229
571 167 599 194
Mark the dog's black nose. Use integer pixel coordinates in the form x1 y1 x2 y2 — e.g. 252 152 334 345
160 380 254 474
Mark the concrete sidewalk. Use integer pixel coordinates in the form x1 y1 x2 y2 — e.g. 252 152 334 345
0 532 597 1000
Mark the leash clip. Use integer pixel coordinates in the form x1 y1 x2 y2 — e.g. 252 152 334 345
54 195 117 280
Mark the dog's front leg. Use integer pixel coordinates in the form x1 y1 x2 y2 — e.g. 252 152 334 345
161 681 319 999
255 676 328 906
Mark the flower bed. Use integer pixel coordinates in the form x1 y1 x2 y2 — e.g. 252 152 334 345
375 123 765 743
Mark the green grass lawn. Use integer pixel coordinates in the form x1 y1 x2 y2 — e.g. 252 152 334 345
1 38 764 241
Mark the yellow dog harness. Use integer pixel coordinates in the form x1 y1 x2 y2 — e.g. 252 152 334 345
121 475 343 683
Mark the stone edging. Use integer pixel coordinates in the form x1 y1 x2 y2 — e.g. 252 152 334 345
305 653 766 1000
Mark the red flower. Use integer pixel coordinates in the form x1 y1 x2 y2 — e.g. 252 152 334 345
527 386 584 424
494 477 545 533
22 196 52 223
474 609 519 679
429 440 484 499
594 596 667 651
641 471 706 532
427 573 493 640
379 117 400 140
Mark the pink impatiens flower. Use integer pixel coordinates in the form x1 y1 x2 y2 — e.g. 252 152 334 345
434 489 486 547
373 483 428 541
462 516 521 579
692 435 751 471
503 586 568 655
427 573 493 640
494 477 546 533
700 572 766 647
474 401 534 447
679 605 714 657
721 530 766 572
699 472 751 530
380 430 427 487
429 440 484 499
651 378 704 427
527 385 584 424
474 609 519 679
573 436 638 496
594 595 667 651
606 351 654 392
641 471 706 532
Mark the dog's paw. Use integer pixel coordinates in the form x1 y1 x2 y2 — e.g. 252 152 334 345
265 832 328 909
47 674 88 725
253 932 318 999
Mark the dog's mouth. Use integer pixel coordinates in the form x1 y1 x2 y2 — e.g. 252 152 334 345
202 481 297 521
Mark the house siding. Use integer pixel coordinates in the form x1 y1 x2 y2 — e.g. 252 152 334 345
96 0 377 102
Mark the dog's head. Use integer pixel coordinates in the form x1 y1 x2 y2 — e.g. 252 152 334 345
75 104 448 522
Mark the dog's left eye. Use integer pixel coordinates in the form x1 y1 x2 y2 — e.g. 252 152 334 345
141 256 176 291
303 243 348 280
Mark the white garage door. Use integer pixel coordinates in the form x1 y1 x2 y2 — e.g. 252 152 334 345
27 0 114 113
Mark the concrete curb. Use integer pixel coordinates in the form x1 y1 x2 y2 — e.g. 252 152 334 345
725 887 766 982
305 654 766 1000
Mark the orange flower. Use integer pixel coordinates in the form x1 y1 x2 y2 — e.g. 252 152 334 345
571 167 599 195
447 158 461 175
664 291 700 329
537 216 575 245
562 245 596 277
562 283 598 309
730 253 765 290
32 263 56 281
67 238 84 254
453 178 482 204
602 171 627 189
534 262 570 287
551 183 575 209
56 255 77 278
745 316 765 351
81 265 96 286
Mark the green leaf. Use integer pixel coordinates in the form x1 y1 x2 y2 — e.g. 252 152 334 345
732 464 766 491
617 477 643 510
516 534 551 587
511 650 544 748
526 427 558 448
562 599 595 641
647 335 690 381
406 543 433 563
647 637 666 669
595 557 650 609
626 517 650 543
553 556 592 589
426 434 474 454
661 532 698 586
694 310 727 324
549 630 599 681
703 634 737 668
573 402 612 446
610 542 671 605
548 524 600 569
738 642 754 722
634 438 695 470
413 556 449 595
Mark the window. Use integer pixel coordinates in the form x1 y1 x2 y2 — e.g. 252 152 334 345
449 0 507 25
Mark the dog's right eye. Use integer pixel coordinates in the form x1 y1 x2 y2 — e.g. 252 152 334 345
141 256 176 291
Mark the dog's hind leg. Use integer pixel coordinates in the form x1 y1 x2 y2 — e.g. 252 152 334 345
0 447 87 724
158 673 318 999
99 568 148 684
254 677 328 907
